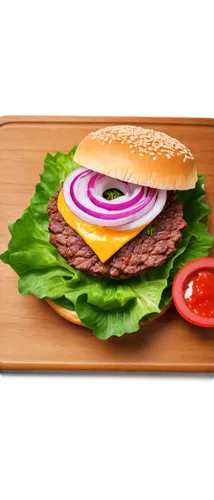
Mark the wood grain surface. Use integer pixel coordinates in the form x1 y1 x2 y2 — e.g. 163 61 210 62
0 116 213 372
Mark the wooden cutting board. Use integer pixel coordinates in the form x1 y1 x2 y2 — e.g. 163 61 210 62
0 116 213 372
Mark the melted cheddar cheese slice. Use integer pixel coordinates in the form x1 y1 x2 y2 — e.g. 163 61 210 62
57 190 150 263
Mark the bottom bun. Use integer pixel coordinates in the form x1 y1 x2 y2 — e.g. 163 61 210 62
45 299 172 328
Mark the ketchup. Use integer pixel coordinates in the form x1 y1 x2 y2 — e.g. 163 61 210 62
184 269 214 318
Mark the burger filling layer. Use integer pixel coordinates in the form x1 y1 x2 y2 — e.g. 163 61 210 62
48 191 186 280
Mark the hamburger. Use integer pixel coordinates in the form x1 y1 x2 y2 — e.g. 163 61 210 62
0 125 212 339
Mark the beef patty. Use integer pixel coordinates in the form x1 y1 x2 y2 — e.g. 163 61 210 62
48 191 187 279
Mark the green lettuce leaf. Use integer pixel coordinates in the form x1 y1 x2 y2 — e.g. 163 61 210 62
64 276 167 339
65 276 137 311
51 297 75 311
170 222 213 279
0 149 213 340
18 267 75 299
71 277 166 339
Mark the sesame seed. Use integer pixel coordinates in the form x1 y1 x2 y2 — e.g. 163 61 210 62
88 125 194 160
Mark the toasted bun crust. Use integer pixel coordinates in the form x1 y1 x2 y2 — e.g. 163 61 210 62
74 125 197 190
45 299 172 328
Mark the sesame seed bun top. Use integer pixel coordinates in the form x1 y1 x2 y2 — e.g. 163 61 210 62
74 125 197 190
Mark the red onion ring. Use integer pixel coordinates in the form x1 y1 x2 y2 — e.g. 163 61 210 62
115 189 167 230
63 167 167 229
88 173 145 210
69 171 157 221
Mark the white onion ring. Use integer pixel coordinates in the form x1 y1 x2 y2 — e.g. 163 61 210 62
63 167 167 230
